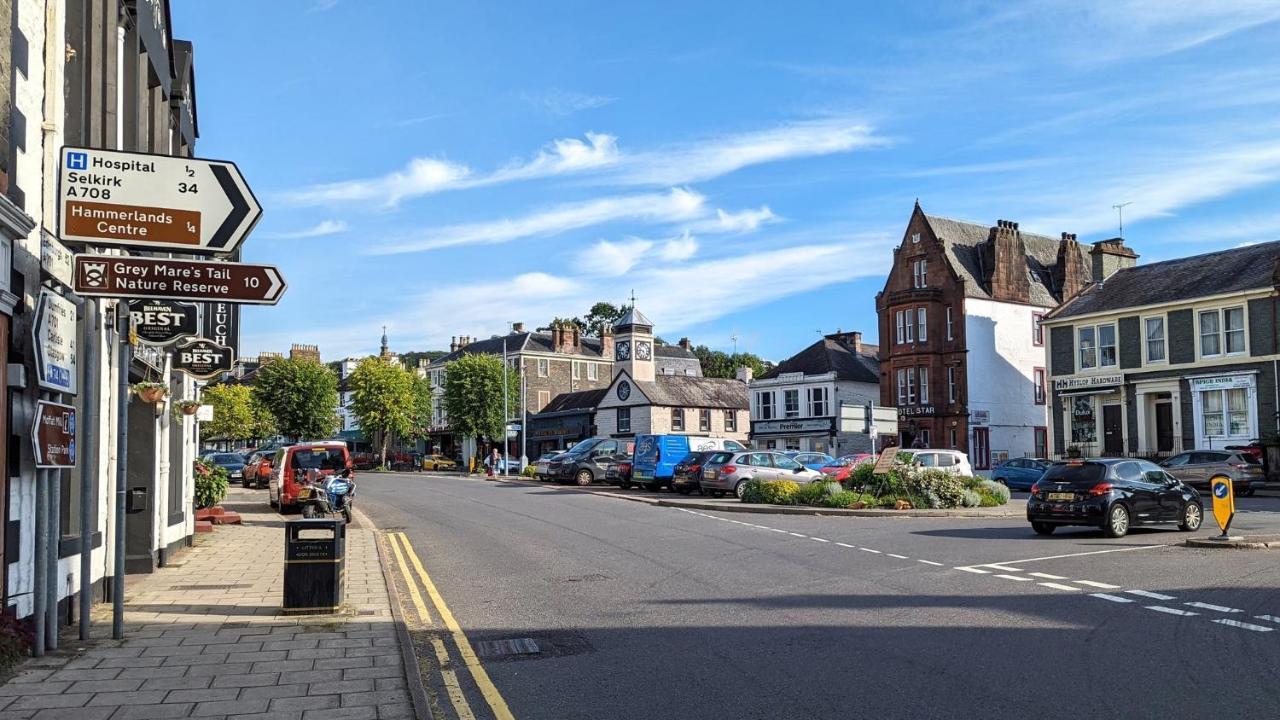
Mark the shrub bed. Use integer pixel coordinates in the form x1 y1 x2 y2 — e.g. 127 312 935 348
736 463 1011 510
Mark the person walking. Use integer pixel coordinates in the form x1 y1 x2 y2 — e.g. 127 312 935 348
485 447 501 479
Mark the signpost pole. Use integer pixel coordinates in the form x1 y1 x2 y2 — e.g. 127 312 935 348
79 299 97 641
32 465 46 657
47 414 60 650
112 306 130 640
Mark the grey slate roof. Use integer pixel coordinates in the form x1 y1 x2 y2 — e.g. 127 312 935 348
1050 240 1280 320
636 375 748 409
431 332 607 365
925 214 1093 307
614 306 653 329
540 388 608 414
761 336 880 384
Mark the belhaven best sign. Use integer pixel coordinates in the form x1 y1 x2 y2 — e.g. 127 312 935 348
73 255 286 305
58 146 261 254
129 299 199 345
172 338 235 380
32 400 76 469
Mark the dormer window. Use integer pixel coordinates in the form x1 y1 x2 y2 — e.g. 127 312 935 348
911 232 921 244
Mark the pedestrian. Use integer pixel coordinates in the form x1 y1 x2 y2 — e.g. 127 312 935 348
911 434 925 449
486 447 501 479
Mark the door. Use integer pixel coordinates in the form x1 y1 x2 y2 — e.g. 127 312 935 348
1154 403 1174 453
971 429 990 471
1139 461 1181 520
1103 405 1123 456
1114 461 1159 521
771 454 806 481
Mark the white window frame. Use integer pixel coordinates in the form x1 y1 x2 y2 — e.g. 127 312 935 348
906 368 917 405
1143 315 1166 365
617 407 631 433
757 391 775 420
1198 306 1247 359
912 259 928 288
808 387 828 417
905 309 915 343
895 310 906 344
671 407 685 431
918 367 929 404
699 409 711 432
724 410 737 433
911 232 921 244
945 306 954 341
537 358 549 377
587 362 599 381
572 361 581 380
1033 367 1046 405
1077 324 1116 370
917 307 927 343
1032 312 1044 346
783 389 800 418
897 369 907 405
947 367 956 403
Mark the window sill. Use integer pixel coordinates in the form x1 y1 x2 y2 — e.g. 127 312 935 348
59 531 103 560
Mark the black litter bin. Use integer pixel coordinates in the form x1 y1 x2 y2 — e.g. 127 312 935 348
283 518 345 614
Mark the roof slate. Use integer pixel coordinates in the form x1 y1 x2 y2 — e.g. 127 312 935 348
635 375 748 409
760 337 880 384
540 388 609 413
1050 240 1280 320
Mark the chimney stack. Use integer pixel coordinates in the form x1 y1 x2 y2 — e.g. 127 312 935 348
450 336 458 353
512 322 524 333
735 366 754 384
571 325 581 349
1090 238 1139 282
601 327 615 360
678 337 692 350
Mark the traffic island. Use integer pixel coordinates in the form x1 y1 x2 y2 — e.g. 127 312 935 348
1186 534 1280 549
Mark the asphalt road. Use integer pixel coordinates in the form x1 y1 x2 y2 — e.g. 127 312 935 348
356 472 1280 720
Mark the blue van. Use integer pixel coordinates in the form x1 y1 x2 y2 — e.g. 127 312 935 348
630 435 747 491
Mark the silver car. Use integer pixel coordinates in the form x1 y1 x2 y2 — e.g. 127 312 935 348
701 451 824 499
1161 450 1265 496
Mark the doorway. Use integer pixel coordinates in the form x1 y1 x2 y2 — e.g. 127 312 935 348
1103 405 1123 456
1155 402 1174 453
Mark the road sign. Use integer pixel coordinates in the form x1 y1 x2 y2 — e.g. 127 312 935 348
172 338 234 380
73 255 286 305
58 146 261 254
32 400 76 469
33 289 78 395
872 446 899 476
129 299 198 345
1210 475 1235 535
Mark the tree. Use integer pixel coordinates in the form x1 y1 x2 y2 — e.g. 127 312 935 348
582 301 624 338
252 357 339 441
200 384 256 443
408 374 433 442
442 354 519 461
692 345 767 379
348 357 419 465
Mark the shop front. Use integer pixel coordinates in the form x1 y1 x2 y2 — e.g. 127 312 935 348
527 409 595 457
1053 373 1125 457
1188 373 1258 450
750 418 835 453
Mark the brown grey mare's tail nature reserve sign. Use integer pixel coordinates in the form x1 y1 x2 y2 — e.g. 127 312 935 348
73 255 286 305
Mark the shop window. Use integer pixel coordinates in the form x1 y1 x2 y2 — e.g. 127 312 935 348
671 408 685 431
725 410 737 432
784 389 800 418
617 408 631 433
699 409 711 432
1201 387 1249 437
1071 397 1097 444
1144 317 1165 363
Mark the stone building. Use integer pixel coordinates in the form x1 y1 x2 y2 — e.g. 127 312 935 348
876 202 1097 470
1043 241 1280 458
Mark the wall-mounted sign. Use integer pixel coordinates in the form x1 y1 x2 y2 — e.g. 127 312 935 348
172 337 234 379
32 400 76 469
33 289 78 395
970 410 990 426
196 404 214 422
40 231 74 286
1190 375 1254 392
201 301 238 352
897 405 936 419
129 299 198 345
1053 374 1124 391
752 418 833 434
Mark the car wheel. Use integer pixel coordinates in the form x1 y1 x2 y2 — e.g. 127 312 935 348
1103 504 1130 538
618 480 632 490
1031 522 1056 536
734 481 748 499
711 490 726 498
575 469 594 487
1178 502 1203 532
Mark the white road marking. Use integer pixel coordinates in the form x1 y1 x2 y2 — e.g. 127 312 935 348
1090 593 1134 603
1072 580 1122 590
1029 572 1069 580
1256 615 1280 624
917 560 944 566
982 563 1026 572
788 532 807 538
956 567 990 574
1126 590 1176 601
770 528 788 533
860 548 882 554
811 537 830 543
1214 619 1274 632
1039 582 1081 592
1185 602 1241 614
887 553 909 559
1146 606 1198 617
835 542 856 548
985 544 1164 566
995 574 1034 582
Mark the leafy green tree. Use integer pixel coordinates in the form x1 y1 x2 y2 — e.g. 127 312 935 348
442 354 519 461
582 301 624 338
408 374 433 442
348 357 420 464
692 345 767 379
252 357 339 441
200 384 257 443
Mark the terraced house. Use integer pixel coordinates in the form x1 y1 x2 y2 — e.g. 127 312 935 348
1042 241 1280 459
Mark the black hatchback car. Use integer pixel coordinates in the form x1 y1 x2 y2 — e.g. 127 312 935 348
670 451 725 495
1027 458 1203 538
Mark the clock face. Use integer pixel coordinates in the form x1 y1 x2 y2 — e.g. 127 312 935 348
617 381 631 401
616 340 631 361
636 341 652 360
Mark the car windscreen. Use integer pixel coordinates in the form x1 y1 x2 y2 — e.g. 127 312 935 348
1040 462 1107 486
704 452 734 466
290 447 347 471
567 438 601 454
212 454 245 464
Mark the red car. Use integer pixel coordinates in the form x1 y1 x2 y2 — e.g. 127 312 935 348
819 454 877 482
269 442 353 512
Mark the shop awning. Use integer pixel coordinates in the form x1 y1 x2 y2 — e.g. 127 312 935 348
1058 388 1119 397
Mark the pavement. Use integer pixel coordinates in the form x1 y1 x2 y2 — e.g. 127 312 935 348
355 471 1280 720
0 487 416 720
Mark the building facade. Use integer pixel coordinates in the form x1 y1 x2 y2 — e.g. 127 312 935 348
748 331 887 454
1043 241 1280 458
594 307 749 443
876 203 1095 469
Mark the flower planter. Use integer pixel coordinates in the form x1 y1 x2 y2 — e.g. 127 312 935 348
180 403 200 416
137 387 167 404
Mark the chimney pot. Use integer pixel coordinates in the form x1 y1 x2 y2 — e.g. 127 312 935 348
512 322 524 333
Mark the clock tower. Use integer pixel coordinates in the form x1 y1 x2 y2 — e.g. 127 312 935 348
612 304 655 383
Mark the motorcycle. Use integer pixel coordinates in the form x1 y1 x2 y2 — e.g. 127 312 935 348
297 468 356 523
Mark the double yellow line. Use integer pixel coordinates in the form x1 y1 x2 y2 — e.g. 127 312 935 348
386 532 516 720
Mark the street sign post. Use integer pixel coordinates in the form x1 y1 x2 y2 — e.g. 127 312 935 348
1210 475 1235 537
33 289 78 395
32 400 76 469
172 338 234 380
128 299 198 345
73 255 286 305
58 146 261 254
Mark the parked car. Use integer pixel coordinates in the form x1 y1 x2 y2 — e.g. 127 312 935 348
604 455 633 485
671 451 726 495
421 454 458 471
787 452 835 471
818 454 877 483
900 449 974 477
1161 450 1264 496
533 452 561 481
701 451 824 499
242 451 274 489
632 435 748 491
269 442 353 513
992 457 1050 490
548 438 633 486
1027 458 1203 538
207 453 247 484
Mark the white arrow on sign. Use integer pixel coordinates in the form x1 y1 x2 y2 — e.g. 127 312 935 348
58 146 262 254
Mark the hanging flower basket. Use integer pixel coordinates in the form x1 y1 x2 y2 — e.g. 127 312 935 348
133 382 168 404
177 400 201 416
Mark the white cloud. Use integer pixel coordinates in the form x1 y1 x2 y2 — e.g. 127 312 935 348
520 89 616 116
690 206 778 234
488 133 620 183
280 157 471 208
659 231 699 261
370 188 707 254
260 219 349 240
577 238 655 276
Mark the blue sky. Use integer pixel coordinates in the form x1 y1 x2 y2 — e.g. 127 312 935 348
172 1 1280 362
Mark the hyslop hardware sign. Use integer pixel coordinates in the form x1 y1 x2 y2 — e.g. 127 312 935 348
33 288 78 394
32 400 76 469
73 255 286 305
58 146 261 254
128 299 198 345
172 338 234 380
